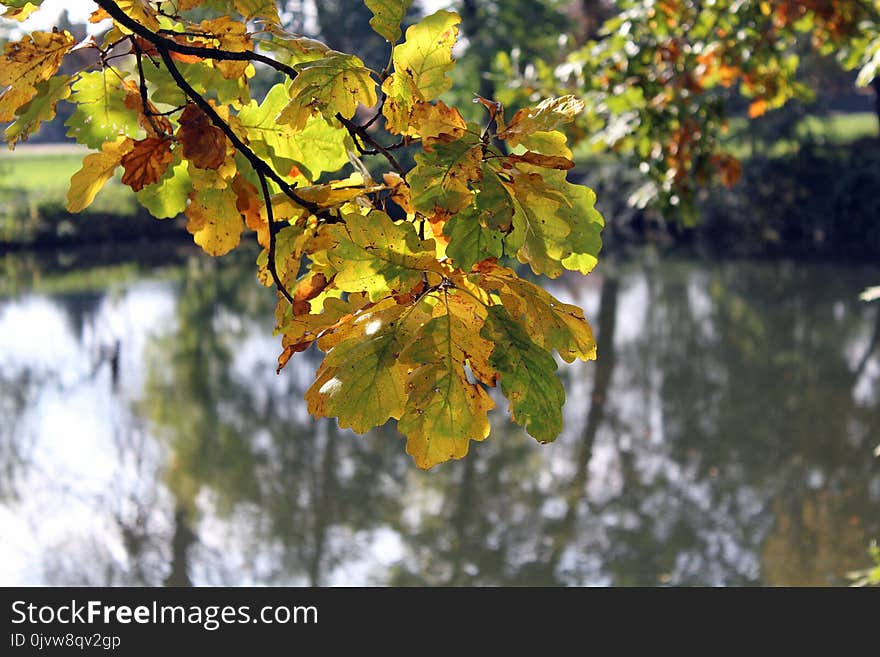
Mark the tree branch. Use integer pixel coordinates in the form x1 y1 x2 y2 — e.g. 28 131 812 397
94 0 300 80
257 169 294 304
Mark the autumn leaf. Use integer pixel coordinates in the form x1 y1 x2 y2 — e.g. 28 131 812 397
409 100 467 149
365 0 413 43
481 305 565 444
185 185 244 256
121 137 174 192
476 261 597 363
177 104 227 170
398 293 495 469
497 95 586 146
67 137 135 213
238 83 348 180
306 299 429 434
136 157 191 219
443 164 513 271
65 71 141 149
278 54 378 131
408 131 483 214
506 151 574 170
0 30 74 122
4 75 71 148
234 0 280 24
324 210 438 301
392 10 460 101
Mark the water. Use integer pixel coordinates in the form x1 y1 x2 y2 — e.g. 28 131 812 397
1 247 878 586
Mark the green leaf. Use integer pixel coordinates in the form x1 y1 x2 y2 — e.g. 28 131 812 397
136 157 191 218
365 0 413 43
481 305 564 444
324 210 437 301
398 294 495 469
392 10 460 101
409 130 482 214
278 53 378 131
476 262 597 363
64 71 140 149
306 299 428 433
237 83 348 180
443 165 512 271
4 74 70 147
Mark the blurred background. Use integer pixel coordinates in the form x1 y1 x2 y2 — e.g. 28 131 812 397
0 0 879 586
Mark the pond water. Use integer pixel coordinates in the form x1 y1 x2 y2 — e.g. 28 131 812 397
1 247 878 586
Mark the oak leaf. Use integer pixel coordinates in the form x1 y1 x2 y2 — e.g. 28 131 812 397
121 137 174 192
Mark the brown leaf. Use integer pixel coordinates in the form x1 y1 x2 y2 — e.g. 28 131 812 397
507 151 575 170
383 172 414 214
122 82 172 137
177 104 227 170
294 272 329 306
120 137 173 192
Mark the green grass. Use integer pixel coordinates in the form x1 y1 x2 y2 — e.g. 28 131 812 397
0 146 136 218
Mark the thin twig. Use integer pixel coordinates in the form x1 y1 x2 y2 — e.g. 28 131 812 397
337 114 405 176
95 0 300 81
156 45 326 219
257 169 294 304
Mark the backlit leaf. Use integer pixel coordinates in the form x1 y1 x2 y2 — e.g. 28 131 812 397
185 185 244 256
392 10 460 100
398 293 495 469
4 75 70 147
481 305 564 443
324 210 438 301
66 137 135 213
365 0 413 43
409 131 483 214
279 54 378 131
121 137 174 192
64 71 141 149
498 95 586 146
0 30 74 122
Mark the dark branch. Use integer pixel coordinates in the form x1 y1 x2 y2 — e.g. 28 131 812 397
337 114 405 177
257 170 294 304
94 0 300 80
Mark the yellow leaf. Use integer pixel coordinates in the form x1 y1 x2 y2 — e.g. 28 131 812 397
185 186 244 255
0 30 75 122
3 3 40 21
409 100 467 149
279 54 378 131
398 293 495 469
497 95 586 146
392 10 460 101
66 137 135 213
366 0 413 43
325 210 438 301
381 71 422 135
306 298 430 433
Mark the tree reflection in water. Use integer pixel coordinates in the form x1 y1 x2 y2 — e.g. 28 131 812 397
0 251 878 585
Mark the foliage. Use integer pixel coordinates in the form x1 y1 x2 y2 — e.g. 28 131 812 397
0 0 604 468
495 0 880 222
848 541 880 586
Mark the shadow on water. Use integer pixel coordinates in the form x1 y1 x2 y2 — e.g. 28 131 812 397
0 248 878 586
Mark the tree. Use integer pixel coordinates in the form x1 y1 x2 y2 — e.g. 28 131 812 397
496 0 880 221
0 0 604 469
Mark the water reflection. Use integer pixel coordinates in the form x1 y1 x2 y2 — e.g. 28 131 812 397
0 250 878 586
